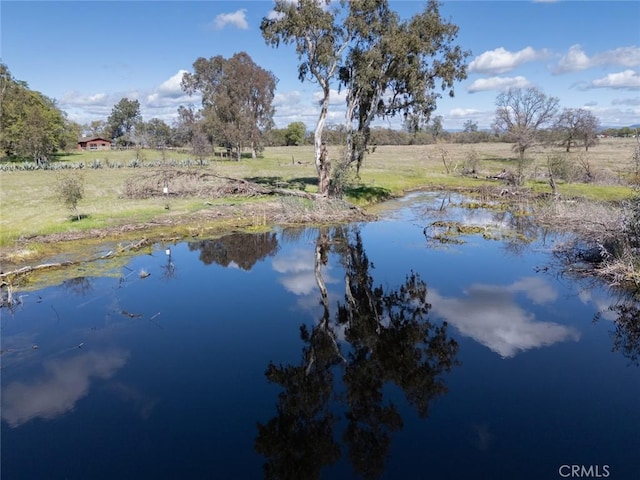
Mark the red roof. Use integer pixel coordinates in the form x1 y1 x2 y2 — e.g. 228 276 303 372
78 137 112 143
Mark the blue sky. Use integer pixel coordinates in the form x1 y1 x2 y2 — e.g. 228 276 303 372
2 1 639 130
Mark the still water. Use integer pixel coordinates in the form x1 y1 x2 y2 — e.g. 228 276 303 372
2 192 639 479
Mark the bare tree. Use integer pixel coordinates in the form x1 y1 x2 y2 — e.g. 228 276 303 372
493 87 559 160
554 108 600 152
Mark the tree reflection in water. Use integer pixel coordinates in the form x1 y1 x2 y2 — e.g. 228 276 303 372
596 296 640 366
189 232 279 270
61 276 94 296
255 227 459 479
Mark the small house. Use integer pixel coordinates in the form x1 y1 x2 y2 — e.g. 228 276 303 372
77 137 112 151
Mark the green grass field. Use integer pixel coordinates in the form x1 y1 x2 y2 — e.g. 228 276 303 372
1 139 636 250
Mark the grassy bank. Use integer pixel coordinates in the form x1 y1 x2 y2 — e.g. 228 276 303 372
1 139 637 268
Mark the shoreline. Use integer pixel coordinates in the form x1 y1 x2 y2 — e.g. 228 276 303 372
1 185 637 295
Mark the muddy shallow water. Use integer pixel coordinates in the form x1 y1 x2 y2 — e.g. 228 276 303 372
2 191 639 479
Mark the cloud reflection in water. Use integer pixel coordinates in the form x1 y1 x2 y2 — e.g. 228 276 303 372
272 248 337 296
2 349 129 428
431 277 580 358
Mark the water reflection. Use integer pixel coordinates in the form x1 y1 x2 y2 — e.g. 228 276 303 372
61 276 94 296
160 248 177 281
189 231 279 269
430 277 581 358
256 227 459 479
2 348 129 428
596 296 640 366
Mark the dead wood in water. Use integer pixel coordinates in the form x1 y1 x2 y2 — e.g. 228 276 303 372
0 238 151 282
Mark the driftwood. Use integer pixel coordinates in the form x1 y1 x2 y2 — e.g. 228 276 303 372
124 169 320 201
1 261 74 278
211 173 320 200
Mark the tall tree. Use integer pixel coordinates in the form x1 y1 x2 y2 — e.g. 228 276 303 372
181 52 277 161
493 87 559 160
0 63 68 164
341 0 468 174
555 108 600 152
106 98 141 146
262 0 351 195
262 0 468 191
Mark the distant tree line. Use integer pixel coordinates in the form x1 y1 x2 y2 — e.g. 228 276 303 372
3 56 637 171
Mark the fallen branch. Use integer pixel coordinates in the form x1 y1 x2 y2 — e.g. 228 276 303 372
1 261 74 278
0 238 150 281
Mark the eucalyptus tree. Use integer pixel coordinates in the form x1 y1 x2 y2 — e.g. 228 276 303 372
341 0 469 174
181 52 277 160
262 0 468 194
261 0 351 195
493 87 559 160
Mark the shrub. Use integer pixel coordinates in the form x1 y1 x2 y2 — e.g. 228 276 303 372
53 172 85 220
462 148 480 174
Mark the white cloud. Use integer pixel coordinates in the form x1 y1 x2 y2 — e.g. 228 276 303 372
146 70 194 108
576 105 640 127
555 44 591 73
579 70 640 91
612 97 640 106
555 45 640 74
59 91 108 107
157 70 188 97
58 69 202 124
430 277 580 358
598 46 640 68
448 108 483 118
274 90 302 107
469 47 549 74
271 88 339 128
266 10 285 21
312 88 347 106
212 9 249 30
2 349 129 428
467 76 531 93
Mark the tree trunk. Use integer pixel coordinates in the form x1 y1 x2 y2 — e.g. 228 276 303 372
344 92 357 167
318 144 331 197
315 84 331 197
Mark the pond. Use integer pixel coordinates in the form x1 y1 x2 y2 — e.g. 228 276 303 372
2 191 639 479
